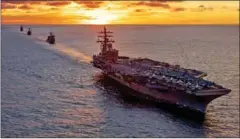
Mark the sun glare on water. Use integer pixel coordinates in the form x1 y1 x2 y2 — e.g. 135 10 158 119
83 9 117 25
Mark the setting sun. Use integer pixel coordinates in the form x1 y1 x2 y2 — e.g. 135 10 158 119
83 9 118 24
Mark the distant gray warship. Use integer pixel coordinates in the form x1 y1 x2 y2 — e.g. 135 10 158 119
92 27 231 113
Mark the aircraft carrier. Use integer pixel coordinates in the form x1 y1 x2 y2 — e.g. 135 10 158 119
92 27 231 114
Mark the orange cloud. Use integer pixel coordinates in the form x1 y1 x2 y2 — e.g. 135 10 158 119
1 3 17 9
198 5 214 12
133 1 171 9
135 9 146 13
2 1 42 5
18 4 32 10
46 1 71 6
171 7 185 12
1 1 239 25
2 14 92 24
75 1 103 9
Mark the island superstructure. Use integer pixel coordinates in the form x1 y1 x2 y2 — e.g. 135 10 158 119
92 26 231 113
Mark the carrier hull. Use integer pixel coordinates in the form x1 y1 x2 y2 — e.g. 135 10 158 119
105 73 228 113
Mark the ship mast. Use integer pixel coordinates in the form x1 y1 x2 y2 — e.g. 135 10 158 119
97 26 115 53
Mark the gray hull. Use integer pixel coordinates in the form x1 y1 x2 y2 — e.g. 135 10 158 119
107 74 227 113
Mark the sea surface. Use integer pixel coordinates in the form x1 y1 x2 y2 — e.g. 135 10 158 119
1 25 239 137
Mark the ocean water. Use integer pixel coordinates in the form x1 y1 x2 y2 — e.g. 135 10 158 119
1 25 239 137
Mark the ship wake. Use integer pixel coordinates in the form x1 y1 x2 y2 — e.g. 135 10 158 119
36 40 92 63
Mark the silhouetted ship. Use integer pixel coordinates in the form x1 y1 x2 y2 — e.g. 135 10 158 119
27 28 32 36
92 27 231 114
46 32 55 44
20 25 23 32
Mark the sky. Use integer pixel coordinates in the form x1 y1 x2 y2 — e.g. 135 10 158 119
1 0 239 25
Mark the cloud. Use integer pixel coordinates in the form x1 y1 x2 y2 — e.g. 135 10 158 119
189 5 214 12
135 9 145 12
208 7 213 11
133 1 170 9
2 14 93 24
132 1 187 13
198 5 213 11
198 5 205 9
1 1 42 10
172 7 185 12
51 7 58 10
1 1 70 10
1 1 42 4
18 4 32 10
47 1 71 6
129 8 157 17
75 1 103 9
1 3 17 9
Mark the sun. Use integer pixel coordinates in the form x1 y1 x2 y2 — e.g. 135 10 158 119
83 9 117 25
88 17 111 25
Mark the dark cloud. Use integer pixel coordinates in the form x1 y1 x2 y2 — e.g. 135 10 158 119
2 1 42 4
47 1 71 6
198 5 205 9
18 4 32 9
172 7 185 12
1 1 103 11
1 1 70 10
133 1 170 9
137 0 184 2
135 9 145 12
75 1 103 9
1 3 17 9
198 5 213 11
1 1 70 9
208 7 213 11
2 0 40 2
51 7 58 10
1 1 42 9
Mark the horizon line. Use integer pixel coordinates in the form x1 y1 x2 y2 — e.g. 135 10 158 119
2 23 239 26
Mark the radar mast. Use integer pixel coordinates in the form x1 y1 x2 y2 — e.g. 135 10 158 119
97 26 115 53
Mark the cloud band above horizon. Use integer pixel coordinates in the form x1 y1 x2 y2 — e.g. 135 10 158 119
1 0 239 24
